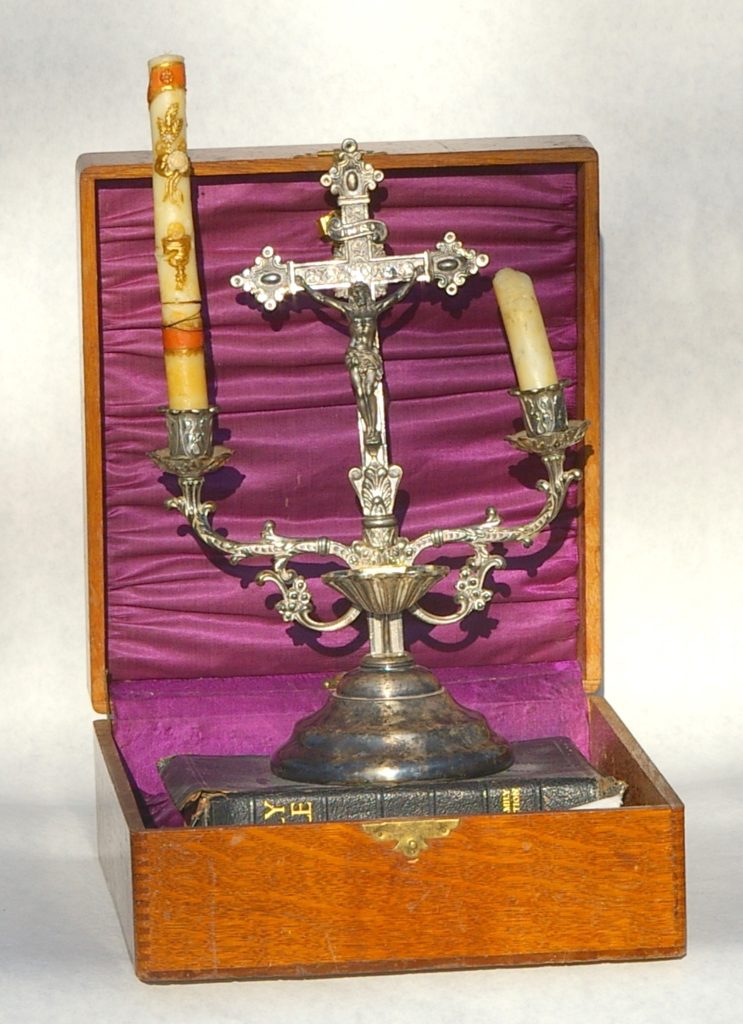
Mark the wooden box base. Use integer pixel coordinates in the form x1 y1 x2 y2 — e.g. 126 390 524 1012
95 697 685 981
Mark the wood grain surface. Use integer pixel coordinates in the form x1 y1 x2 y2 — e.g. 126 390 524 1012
94 698 685 982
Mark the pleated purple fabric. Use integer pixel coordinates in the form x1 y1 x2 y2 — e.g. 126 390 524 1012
97 160 589 825
115 661 588 827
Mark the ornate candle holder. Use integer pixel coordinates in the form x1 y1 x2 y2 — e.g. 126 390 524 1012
150 140 588 786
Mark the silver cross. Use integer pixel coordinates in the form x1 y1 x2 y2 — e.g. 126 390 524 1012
230 138 488 309
230 139 489 521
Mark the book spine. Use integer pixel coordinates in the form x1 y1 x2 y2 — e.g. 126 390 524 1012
199 776 603 827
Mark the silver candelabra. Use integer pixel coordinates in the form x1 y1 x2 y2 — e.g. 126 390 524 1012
151 140 588 786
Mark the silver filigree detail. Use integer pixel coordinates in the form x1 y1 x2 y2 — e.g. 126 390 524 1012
255 565 361 632
411 548 506 627
510 380 570 436
230 140 488 309
346 537 412 569
348 461 402 517
429 232 490 296
149 408 232 498
157 414 586 631
230 246 294 311
151 446 232 482
319 138 384 199
507 421 589 455
163 407 216 457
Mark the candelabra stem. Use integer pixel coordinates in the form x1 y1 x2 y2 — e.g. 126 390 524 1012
270 565 512 784
368 612 405 658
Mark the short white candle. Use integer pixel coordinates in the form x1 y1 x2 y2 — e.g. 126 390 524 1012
493 268 558 391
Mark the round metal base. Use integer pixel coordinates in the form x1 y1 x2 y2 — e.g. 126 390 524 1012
271 656 513 785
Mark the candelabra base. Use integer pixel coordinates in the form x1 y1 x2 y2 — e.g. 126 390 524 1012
271 655 512 785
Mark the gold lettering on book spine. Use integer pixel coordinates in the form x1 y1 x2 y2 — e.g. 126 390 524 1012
500 788 522 813
259 799 315 823
290 801 313 822
261 799 287 822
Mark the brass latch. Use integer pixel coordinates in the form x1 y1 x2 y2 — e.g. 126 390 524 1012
361 819 460 862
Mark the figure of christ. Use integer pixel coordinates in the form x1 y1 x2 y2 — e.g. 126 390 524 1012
297 275 418 448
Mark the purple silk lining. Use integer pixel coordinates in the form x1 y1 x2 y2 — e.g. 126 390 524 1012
113 662 589 827
97 162 588 827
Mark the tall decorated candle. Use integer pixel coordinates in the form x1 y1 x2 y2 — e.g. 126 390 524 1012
493 268 558 390
147 54 208 410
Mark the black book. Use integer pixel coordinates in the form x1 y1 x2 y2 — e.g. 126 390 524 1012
159 737 626 828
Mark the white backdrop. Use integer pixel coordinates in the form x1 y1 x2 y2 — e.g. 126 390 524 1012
1 1 741 1020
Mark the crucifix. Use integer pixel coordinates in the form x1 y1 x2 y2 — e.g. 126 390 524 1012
230 138 489 526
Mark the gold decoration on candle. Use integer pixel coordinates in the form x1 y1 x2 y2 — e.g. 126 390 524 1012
162 222 192 291
147 57 186 104
154 103 189 204
148 54 208 410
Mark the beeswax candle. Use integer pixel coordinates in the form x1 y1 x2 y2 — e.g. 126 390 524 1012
493 268 558 391
148 54 208 409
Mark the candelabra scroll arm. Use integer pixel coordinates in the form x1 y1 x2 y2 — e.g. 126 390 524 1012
407 431 587 627
162 476 360 633
255 561 363 634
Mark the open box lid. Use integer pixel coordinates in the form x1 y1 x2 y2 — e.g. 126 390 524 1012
78 136 600 717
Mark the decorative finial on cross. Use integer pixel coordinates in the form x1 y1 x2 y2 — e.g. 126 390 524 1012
230 138 489 309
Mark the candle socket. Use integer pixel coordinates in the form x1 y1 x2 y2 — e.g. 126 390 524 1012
511 380 569 437
165 407 216 458
506 380 589 460
149 407 232 478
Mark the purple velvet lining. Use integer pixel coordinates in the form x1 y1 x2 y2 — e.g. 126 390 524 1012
111 661 589 827
95 160 588 827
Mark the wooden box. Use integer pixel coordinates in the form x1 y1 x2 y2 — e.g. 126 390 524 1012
78 137 685 981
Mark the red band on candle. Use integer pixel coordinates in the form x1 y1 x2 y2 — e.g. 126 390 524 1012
162 326 204 352
148 60 186 104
